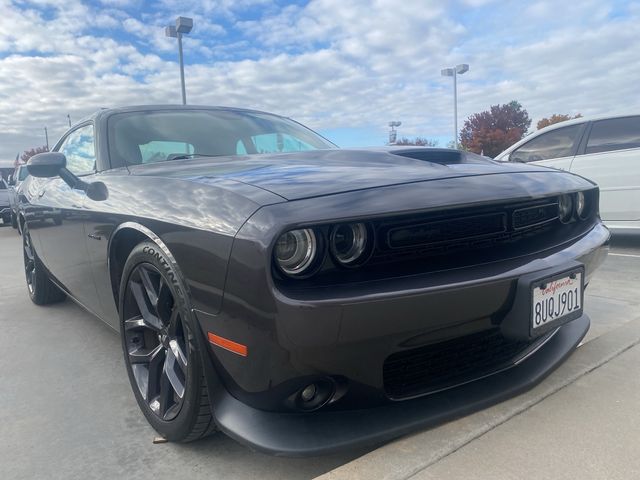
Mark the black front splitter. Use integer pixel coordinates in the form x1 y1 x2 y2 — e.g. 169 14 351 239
210 314 589 457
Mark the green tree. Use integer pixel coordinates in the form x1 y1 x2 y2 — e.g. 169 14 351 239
460 101 531 158
537 113 582 130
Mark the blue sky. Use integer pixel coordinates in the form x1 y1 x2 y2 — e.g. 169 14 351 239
0 0 639 164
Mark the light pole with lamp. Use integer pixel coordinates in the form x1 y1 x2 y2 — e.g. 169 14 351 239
165 16 193 105
388 121 401 145
440 63 469 149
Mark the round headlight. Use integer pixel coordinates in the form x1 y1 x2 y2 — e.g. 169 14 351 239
575 192 587 219
330 223 370 266
558 194 573 223
275 228 317 276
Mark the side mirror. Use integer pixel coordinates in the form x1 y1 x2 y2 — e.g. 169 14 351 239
7 175 15 186
27 152 66 178
25 151 108 201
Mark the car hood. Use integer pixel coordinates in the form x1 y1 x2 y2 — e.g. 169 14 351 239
129 148 557 201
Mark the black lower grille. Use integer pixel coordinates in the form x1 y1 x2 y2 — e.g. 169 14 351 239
383 329 548 399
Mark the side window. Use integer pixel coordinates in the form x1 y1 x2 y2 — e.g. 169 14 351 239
58 124 96 175
511 125 582 163
586 116 640 154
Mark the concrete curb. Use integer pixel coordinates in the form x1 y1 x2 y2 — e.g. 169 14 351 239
314 316 640 480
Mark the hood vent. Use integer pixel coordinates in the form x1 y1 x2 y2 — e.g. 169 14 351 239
391 149 488 165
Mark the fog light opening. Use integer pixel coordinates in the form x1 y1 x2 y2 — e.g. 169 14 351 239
301 383 317 402
295 380 334 411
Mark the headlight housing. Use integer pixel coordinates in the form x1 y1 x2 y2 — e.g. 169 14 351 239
558 194 574 223
329 222 372 266
274 228 318 276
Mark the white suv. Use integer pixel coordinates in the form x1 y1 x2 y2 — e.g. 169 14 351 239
495 114 640 233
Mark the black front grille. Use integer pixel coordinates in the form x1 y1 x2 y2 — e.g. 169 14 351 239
383 328 548 399
376 198 561 258
513 202 559 229
387 212 507 249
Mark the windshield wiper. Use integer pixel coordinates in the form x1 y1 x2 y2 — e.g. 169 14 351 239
165 153 225 161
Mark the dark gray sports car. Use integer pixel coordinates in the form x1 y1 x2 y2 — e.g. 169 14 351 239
20 105 609 455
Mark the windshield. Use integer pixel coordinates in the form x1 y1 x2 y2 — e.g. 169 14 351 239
107 109 335 167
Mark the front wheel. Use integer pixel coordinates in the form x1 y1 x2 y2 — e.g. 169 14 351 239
119 242 217 442
10 211 18 229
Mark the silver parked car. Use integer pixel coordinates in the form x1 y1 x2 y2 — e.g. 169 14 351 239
495 114 640 233
8 164 29 230
0 178 10 225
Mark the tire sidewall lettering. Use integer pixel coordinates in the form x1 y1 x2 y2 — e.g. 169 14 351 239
142 244 184 301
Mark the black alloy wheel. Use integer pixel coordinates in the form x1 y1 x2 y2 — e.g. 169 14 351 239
23 229 36 295
120 242 216 442
122 263 190 421
22 226 66 305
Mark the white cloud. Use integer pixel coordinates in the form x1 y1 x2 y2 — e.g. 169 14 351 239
0 0 639 164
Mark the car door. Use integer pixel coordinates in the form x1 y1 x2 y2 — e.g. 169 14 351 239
508 123 586 171
569 116 640 222
36 123 101 311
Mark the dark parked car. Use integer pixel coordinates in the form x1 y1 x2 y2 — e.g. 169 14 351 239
20 105 609 455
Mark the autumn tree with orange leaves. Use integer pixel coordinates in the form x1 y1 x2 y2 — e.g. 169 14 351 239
460 101 531 158
537 113 582 130
18 146 49 165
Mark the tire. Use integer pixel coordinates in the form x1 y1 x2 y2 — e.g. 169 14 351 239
11 211 18 229
119 241 217 442
22 227 66 305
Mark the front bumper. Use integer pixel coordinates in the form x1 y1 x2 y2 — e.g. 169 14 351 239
196 222 609 454
210 314 589 456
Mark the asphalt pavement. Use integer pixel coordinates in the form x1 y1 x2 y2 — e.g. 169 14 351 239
1 224 638 480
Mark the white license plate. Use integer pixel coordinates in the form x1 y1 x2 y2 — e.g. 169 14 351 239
532 271 583 330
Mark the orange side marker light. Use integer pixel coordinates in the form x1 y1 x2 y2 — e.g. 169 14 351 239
207 332 248 357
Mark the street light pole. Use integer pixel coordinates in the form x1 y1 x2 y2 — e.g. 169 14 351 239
165 17 193 105
441 64 469 149
177 32 186 105
388 121 401 145
44 127 49 150
67 114 71 127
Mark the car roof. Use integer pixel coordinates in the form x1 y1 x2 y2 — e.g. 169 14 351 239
495 112 639 159
74 104 285 126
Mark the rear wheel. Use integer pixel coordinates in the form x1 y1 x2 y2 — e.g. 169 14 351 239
22 227 66 305
119 242 217 442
